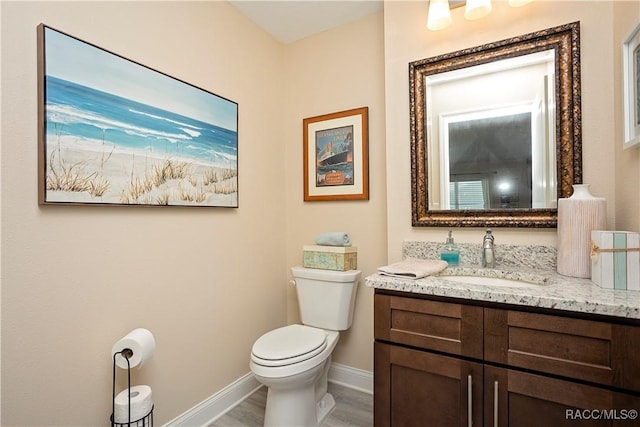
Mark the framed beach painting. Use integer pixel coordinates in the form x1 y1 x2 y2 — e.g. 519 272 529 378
623 21 640 149
303 107 369 201
37 24 239 207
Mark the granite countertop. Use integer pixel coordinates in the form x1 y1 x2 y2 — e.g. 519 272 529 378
366 241 640 320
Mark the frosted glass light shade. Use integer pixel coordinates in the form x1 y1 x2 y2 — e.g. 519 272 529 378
427 0 452 31
465 0 492 20
509 0 534 6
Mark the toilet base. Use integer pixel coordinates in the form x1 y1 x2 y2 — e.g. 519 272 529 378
258 360 336 426
261 360 326 426
263 388 335 427
316 392 335 425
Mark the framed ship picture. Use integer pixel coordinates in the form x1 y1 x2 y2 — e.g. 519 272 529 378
37 24 238 207
303 107 369 201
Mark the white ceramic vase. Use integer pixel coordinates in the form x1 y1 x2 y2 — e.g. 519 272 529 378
557 184 606 278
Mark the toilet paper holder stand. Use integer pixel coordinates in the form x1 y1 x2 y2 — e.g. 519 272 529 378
111 348 153 427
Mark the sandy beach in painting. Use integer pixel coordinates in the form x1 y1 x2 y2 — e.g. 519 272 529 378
45 135 238 206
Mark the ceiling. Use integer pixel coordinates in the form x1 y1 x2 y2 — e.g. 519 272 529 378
228 0 384 44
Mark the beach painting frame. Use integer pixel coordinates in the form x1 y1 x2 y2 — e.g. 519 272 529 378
37 24 239 207
303 107 369 201
623 21 640 149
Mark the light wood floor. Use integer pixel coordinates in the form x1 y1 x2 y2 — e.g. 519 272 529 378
210 382 373 427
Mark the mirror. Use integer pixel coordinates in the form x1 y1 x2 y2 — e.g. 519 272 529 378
410 22 581 227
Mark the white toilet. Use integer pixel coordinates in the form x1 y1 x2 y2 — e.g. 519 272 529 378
249 266 361 427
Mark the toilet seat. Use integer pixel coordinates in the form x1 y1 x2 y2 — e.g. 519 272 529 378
251 324 327 367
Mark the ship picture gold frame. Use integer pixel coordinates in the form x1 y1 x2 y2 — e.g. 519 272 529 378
303 107 369 201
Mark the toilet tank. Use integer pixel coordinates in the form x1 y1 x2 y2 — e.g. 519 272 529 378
291 267 361 331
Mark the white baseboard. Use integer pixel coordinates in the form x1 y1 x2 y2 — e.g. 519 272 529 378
327 363 373 395
163 372 261 427
163 363 373 427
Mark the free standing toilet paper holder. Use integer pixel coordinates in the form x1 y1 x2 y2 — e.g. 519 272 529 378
111 348 154 427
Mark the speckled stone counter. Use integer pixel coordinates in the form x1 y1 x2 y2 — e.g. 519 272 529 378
366 241 640 320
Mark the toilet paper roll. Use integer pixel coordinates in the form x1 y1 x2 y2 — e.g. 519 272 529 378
112 328 155 369
113 385 153 423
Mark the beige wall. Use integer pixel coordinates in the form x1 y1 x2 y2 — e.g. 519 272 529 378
1 1 386 425
3 0 640 425
1 1 287 425
283 12 387 372
614 1 640 230
384 1 634 261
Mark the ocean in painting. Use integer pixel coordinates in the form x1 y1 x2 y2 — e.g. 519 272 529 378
43 75 239 206
46 75 237 167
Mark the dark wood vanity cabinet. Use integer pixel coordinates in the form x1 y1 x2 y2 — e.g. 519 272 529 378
374 292 640 427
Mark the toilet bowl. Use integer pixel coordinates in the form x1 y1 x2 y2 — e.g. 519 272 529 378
250 325 339 426
249 267 361 427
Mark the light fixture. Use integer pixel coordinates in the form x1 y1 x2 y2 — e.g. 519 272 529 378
427 0 534 31
498 182 511 192
464 0 492 20
427 0 452 31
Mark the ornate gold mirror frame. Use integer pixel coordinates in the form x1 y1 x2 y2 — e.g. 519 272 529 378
410 22 581 227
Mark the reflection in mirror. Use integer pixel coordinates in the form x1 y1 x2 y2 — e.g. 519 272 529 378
446 111 534 209
410 22 582 227
428 50 556 210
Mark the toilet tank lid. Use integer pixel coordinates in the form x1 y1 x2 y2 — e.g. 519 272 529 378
291 267 361 282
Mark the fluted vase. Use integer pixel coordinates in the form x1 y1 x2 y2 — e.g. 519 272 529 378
557 184 606 278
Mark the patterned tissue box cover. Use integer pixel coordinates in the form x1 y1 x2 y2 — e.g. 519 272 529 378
303 245 357 271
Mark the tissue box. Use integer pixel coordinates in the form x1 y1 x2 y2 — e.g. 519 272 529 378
303 245 357 271
591 231 640 291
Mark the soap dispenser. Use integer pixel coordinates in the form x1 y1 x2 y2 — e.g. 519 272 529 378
440 230 460 265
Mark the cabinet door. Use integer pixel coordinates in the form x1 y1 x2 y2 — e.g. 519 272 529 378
484 365 640 427
375 342 483 427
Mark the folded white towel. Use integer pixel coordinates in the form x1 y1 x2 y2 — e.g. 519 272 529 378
315 232 352 247
378 258 448 279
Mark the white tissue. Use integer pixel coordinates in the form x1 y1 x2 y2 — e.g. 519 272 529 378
113 385 153 423
112 328 155 369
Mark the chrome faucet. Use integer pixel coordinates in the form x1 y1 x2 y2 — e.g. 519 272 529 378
482 229 495 268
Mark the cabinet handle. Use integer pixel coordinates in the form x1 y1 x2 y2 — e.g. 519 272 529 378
494 380 499 427
468 375 473 427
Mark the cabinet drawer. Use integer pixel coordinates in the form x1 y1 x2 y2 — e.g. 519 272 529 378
374 294 483 358
485 308 640 392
